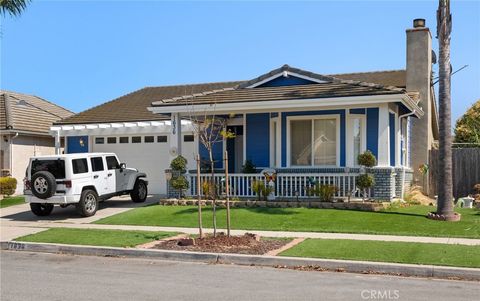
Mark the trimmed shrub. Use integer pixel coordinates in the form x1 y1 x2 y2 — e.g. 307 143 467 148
356 174 375 190
357 150 377 167
0 177 17 196
170 155 188 172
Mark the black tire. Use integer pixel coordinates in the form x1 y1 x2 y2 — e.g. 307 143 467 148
76 189 99 217
30 203 54 216
31 171 56 199
130 179 147 203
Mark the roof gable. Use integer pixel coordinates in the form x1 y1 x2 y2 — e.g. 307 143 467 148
239 65 331 88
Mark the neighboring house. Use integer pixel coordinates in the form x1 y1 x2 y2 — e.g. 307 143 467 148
51 19 438 199
0 91 74 194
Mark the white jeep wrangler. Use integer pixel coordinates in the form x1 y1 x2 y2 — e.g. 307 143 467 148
24 153 148 217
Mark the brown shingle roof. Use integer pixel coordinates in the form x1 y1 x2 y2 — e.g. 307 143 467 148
329 70 406 88
0 90 73 134
56 82 243 125
152 82 404 107
56 66 407 125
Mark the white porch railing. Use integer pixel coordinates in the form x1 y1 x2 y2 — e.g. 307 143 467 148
186 172 359 199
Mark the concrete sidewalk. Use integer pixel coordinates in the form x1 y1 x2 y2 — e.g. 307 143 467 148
2 196 480 245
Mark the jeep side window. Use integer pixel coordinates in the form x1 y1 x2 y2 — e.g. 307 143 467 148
90 157 104 172
106 156 119 170
72 158 88 174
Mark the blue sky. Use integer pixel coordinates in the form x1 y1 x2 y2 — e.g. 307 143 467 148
1 0 479 123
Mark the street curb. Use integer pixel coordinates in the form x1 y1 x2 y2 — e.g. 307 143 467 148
2 241 479 281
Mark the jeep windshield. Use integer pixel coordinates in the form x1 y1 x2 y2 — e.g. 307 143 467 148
31 159 66 179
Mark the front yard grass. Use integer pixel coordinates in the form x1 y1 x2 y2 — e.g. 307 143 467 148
0 196 25 208
94 205 480 238
15 228 177 248
280 238 480 268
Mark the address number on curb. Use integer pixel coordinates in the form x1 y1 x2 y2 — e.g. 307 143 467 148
8 242 25 250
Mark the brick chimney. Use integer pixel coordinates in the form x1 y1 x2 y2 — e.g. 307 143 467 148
406 18 434 193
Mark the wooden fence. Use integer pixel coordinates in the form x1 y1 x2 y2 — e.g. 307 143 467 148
429 148 480 198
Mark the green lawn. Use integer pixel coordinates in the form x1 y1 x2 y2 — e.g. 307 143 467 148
0 196 25 208
95 205 480 238
280 239 480 268
16 228 177 248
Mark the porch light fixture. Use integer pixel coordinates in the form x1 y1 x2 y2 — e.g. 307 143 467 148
79 138 85 147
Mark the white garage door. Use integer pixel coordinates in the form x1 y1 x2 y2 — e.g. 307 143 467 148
92 133 197 195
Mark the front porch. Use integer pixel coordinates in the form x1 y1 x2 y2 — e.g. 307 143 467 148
171 166 413 201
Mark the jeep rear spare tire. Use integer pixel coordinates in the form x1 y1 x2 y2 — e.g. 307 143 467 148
31 171 56 199
30 203 54 216
76 189 99 217
131 179 147 203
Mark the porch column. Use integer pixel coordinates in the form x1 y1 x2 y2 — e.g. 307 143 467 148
170 113 182 160
55 130 61 155
377 104 390 166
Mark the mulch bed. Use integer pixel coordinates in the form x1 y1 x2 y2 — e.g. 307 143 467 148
151 233 291 255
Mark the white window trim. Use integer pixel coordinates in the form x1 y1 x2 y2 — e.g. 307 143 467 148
346 113 366 167
286 114 340 167
269 117 279 167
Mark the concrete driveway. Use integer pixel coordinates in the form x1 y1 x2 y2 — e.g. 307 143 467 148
0 195 159 241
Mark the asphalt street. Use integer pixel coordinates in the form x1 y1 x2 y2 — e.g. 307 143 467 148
1 251 478 301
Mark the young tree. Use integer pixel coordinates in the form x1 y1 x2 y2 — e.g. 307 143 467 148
187 102 234 237
1 0 31 16
435 0 458 221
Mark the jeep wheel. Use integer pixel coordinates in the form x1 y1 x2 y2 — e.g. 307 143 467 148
76 189 99 217
31 171 56 199
131 179 147 203
30 203 54 216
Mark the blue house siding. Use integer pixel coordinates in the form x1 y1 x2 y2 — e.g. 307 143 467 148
66 136 89 153
257 76 316 87
246 113 270 167
199 140 223 169
366 108 379 159
389 112 396 166
281 110 346 167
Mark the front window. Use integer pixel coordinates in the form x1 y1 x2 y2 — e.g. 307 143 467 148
290 117 337 166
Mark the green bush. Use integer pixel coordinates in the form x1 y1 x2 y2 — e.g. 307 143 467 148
307 183 338 202
241 159 256 173
0 177 17 196
251 180 274 201
357 150 376 167
170 155 188 172
356 174 375 190
170 175 189 191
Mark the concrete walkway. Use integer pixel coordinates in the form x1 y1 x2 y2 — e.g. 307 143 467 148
2 196 480 245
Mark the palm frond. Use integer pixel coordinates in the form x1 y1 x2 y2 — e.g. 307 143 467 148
0 0 31 17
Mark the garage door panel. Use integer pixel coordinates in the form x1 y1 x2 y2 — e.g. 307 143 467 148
92 135 196 195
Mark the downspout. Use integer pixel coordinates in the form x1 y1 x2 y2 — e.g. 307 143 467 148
398 111 416 200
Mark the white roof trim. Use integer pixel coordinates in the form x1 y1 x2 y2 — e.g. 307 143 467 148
246 70 328 88
148 94 423 118
49 120 194 136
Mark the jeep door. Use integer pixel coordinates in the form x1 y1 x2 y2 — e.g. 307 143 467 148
90 156 108 196
105 155 121 193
